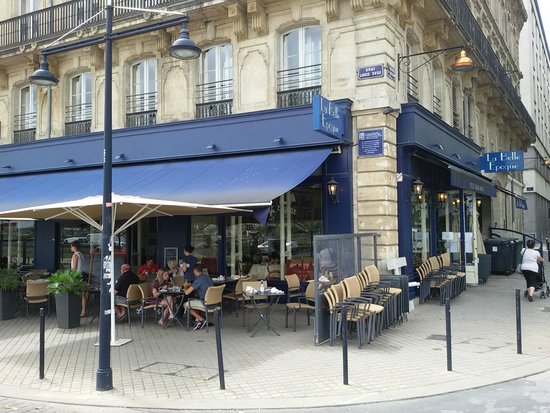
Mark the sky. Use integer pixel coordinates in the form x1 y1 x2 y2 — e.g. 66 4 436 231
538 1 550 39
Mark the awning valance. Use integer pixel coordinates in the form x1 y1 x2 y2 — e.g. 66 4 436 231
449 165 496 197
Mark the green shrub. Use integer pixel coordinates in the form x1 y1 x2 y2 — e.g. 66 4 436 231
47 270 88 296
0 269 22 291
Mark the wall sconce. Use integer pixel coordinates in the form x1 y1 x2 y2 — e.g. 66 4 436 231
412 179 424 195
64 158 74 164
327 178 339 204
206 143 216 150
437 192 448 203
115 153 126 160
452 196 461 206
544 158 550 166
476 199 482 207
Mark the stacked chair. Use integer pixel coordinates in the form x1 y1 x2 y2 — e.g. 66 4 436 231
416 252 466 305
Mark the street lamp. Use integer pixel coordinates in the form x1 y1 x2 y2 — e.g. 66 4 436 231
397 45 474 81
29 0 201 391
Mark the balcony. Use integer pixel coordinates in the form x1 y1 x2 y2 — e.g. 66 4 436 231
0 0 198 52
14 113 36 143
277 64 321 108
407 73 419 102
126 91 157 128
196 79 233 119
65 102 92 136
433 95 442 118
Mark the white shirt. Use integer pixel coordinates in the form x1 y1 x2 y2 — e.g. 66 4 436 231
520 248 541 273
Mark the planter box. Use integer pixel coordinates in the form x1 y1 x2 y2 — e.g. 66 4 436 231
55 293 81 329
0 289 17 320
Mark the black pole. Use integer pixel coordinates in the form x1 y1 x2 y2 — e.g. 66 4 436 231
39 307 45 380
546 238 549 262
214 310 225 390
516 289 522 354
96 2 113 391
341 306 348 385
445 298 452 371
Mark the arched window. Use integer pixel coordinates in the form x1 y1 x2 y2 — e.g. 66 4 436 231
196 44 233 118
127 58 157 127
278 26 321 107
66 72 92 136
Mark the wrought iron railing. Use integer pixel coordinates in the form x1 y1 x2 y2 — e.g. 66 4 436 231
452 111 461 131
0 0 200 51
126 110 157 127
195 79 233 118
65 120 92 136
467 124 473 139
438 0 536 140
196 100 233 119
277 86 321 108
407 73 418 101
433 95 442 118
14 112 36 131
14 129 36 143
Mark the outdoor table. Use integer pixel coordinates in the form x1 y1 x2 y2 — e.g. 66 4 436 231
87 286 101 324
243 289 285 337
159 288 187 329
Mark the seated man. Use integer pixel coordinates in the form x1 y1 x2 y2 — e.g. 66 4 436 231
137 256 159 282
183 264 214 330
114 263 140 321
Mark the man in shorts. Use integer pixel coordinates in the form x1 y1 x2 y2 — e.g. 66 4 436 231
114 264 140 321
183 264 214 330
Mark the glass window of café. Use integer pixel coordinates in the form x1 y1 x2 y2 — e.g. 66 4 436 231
0 220 35 269
435 191 462 261
224 186 322 278
411 189 431 265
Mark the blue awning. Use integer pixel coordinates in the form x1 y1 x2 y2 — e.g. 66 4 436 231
449 165 496 197
0 147 332 219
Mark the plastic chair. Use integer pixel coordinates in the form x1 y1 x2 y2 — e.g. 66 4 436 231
186 284 225 333
222 276 250 317
117 284 142 326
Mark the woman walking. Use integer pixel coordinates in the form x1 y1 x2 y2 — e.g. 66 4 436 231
521 239 544 302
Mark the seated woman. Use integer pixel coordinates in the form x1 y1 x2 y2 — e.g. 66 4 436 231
151 267 174 326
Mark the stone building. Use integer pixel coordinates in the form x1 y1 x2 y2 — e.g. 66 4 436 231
0 0 535 285
520 0 550 241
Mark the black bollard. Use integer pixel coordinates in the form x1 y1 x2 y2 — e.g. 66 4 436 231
39 307 45 380
516 289 522 354
214 309 225 390
445 298 452 371
341 305 348 385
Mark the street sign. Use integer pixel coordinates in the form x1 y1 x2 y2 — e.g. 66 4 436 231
358 129 384 157
357 64 384 80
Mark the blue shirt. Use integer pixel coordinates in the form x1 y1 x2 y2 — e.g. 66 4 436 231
183 255 197 282
191 274 214 301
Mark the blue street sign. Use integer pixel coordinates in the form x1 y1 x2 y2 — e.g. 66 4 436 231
387 64 396 80
480 151 524 172
357 64 384 80
515 197 528 210
358 129 384 157
312 95 345 139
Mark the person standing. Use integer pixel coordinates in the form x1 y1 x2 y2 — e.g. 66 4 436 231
521 239 544 302
182 245 197 283
71 241 88 318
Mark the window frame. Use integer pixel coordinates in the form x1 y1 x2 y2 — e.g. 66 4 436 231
18 84 37 130
198 44 233 103
280 25 321 91
129 58 157 113
68 72 92 122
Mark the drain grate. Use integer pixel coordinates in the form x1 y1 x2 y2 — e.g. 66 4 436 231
426 334 447 341
135 362 221 381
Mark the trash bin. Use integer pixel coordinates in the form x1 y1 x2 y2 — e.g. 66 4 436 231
477 253 492 283
483 238 518 275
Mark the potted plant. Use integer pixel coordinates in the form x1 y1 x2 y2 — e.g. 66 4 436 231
47 269 88 329
0 268 22 320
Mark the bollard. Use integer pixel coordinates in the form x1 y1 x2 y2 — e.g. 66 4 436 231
445 298 452 371
214 309 225 390
341 305 348 385
516 289 522 354
39 307 45 380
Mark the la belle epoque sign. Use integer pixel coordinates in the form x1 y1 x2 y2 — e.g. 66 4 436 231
480 151 524 172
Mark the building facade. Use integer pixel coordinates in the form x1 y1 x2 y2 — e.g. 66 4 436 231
519 0 550 241
0 0 535 287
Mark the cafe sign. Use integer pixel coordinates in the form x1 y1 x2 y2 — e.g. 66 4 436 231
312 95 345 139
480 151 524 172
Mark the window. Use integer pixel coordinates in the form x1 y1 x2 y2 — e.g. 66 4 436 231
126 59 157 127
14 85 37 143
432 63 443 118
196 45 233 118
66 72 92 135
278 26 321 107
452 83 461 131
20 0 40 42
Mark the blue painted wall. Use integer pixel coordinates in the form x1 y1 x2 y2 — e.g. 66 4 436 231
156 216 189 266
34 221 58 272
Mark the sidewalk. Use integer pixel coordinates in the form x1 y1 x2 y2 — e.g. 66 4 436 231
0 269 549 410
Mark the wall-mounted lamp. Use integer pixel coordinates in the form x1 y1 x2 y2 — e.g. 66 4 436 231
206 144 216 150
476 199 482 207
65 158 74 164
1 165 11 169
452 196 461 206
452 153 462 160
437 192 448 203
115 153 126 160
412 179 424 195
397 45 474 81
544 158 550 166
327 178 339 204
273 137 284 144
433 143 444 151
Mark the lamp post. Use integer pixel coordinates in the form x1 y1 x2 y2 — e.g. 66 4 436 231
397 45 474 81
29 1 201 391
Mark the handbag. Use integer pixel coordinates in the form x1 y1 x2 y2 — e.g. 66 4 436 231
516 249 526 274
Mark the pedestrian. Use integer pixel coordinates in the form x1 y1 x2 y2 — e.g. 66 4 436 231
71 241 89 318
521 239 544 302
